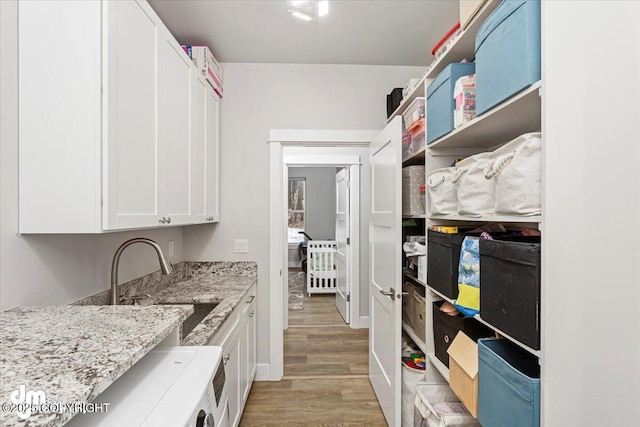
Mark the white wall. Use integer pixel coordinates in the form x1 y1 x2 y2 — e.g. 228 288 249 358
288 167 336 241
183 62 425 366
542 1 640 425
0 0 185 311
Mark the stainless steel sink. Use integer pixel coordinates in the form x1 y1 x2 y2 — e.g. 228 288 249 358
158 302 218 339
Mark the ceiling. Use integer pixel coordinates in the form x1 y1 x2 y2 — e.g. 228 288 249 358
148 0 460 66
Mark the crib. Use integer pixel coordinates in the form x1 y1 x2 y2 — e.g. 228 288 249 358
306 240 337 296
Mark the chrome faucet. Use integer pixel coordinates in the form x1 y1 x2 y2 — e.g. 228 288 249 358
110 238 173 305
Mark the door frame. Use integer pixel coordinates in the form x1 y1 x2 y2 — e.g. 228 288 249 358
267 129 376 381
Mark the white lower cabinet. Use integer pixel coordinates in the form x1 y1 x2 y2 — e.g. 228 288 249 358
208 285 257 427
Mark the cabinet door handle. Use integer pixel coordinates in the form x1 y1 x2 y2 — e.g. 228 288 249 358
246 295 255 304
223 354 230 365
158 217 167 224
249 311 255 318
166 217 172 224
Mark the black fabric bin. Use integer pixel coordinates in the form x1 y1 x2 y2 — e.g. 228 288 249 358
433 301 494 367
386 88 403 118
427 229 474 299
479 236 541 350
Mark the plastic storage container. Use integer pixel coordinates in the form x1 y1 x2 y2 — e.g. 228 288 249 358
403 97 425 129
475 0 541 115
427 63 475 144
432 301 493 368
414 382 480 427
478 339 541 427
453 74 476 129
479 236 541 349
408 118 426 156
402 132 413 159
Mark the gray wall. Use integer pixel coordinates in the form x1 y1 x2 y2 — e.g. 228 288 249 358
288 167 336 241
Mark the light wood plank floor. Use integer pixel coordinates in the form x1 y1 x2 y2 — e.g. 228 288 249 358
239 290 387 426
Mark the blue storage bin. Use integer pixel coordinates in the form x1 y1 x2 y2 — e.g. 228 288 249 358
426 63 475 144
478 338 541 427
475 0 541 115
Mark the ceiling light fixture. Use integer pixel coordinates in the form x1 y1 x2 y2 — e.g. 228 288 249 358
287 0 329 21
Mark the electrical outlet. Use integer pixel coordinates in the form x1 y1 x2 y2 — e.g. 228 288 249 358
234 239 248 253
168 240 174 257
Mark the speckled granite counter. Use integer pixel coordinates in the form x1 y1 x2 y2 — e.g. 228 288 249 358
74 261 258 347
152 273 256 346
0 305 193 427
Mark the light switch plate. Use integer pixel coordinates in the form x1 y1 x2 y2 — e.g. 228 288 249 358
234 239 248 253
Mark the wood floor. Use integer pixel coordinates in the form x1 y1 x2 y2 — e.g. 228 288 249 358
239 291 387 426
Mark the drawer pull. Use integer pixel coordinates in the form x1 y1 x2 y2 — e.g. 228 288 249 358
444 335 450 344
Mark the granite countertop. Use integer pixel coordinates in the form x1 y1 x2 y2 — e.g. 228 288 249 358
149 273 256 346
0 305 193 427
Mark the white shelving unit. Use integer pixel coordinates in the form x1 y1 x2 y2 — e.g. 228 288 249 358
426 353 450 382
387 77 427 125
402 321 426 354
430 214 542 224
424 0 500 80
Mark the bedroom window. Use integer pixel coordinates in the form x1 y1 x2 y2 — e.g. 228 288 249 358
288 178 305 243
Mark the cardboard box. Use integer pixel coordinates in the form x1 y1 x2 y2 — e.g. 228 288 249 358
446 331 480 417
459 0 487 30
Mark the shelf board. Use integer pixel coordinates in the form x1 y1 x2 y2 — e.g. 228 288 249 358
425 0 501 80
425 283 541 358
427 353 450 383
402 321 427 354
473 315 542 358
386 77 427 124
402 146 426 166
427 81 542 150
403 215 426 219
429 214 542 224
403 269 426 287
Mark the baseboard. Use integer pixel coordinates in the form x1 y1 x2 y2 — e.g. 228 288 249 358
358 316 370 329
255 363 272 381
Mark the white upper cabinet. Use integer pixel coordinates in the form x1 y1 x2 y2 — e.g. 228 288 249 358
204 84 221 222
191 73 221 224
159 28 194 226
18 0 219 233
104 0 163 230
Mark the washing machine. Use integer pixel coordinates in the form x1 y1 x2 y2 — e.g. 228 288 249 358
66 346 229 427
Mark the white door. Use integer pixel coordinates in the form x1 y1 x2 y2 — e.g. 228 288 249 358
104 0 162 230
369 117 403 427
335 168 350 323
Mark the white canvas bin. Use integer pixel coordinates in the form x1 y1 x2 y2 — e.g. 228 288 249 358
427 168 457 215
414 383 481 427
453 153 495 216
402 365 426 427
484 132 542 215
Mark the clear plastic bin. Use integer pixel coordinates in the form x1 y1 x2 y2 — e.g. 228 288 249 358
403 97 426 129
414 382 480 427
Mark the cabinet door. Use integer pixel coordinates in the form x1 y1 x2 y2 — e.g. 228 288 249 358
104 0 163 230
205 87 221 222
191 74 208 223
159 30 193 226
226 333 242 427
248 304 257 390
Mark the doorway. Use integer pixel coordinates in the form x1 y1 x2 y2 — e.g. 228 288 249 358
267 130 377 381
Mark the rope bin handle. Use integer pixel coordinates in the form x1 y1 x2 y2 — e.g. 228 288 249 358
427 174 446 188
451 168 469 184
484 151 516 179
